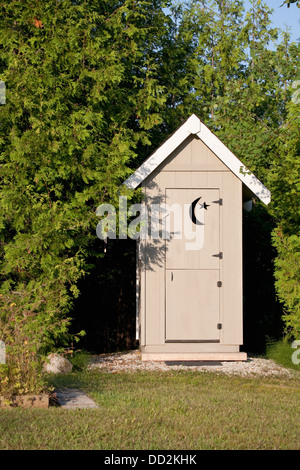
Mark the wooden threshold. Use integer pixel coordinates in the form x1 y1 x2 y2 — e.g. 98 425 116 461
141 352 247 362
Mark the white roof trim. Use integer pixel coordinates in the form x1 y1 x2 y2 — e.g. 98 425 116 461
123 114 271 205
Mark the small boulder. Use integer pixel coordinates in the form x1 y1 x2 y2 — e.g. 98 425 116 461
43 353 73 374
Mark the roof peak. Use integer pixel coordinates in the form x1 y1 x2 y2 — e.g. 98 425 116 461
123 114 271 205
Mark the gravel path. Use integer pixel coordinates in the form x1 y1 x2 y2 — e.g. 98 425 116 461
88 349 295 378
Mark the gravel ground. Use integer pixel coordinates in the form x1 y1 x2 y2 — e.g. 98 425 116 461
88 349 295 378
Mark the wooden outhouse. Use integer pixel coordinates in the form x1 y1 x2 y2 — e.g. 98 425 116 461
124 114 271 361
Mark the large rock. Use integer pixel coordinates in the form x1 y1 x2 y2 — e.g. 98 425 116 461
43 353 73 374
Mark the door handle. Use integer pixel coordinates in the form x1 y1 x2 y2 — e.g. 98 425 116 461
171 272 173 281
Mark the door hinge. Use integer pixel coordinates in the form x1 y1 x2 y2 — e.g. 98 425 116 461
217 323 222 330
213 252 223 259
217 281 222 287
212 198 223 206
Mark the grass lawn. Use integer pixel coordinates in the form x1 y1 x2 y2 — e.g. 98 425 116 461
0 369 299 450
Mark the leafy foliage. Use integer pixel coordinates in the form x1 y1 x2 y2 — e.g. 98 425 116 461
0 0 168 394
0 288 75 397
281 0 300 8
269 98 300 338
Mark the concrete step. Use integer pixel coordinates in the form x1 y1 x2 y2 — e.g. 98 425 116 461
53 388 99 409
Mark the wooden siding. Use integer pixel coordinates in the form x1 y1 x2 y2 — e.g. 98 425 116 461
139 135 243 354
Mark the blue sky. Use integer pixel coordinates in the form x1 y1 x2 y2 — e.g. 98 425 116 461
243 0 300 44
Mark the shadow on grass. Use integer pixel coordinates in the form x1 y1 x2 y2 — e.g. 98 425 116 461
45 371 92 393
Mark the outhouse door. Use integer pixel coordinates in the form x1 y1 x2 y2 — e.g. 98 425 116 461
165 187 222 343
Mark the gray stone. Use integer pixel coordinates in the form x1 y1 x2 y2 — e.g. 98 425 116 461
43 353 73 374
54 388 99 409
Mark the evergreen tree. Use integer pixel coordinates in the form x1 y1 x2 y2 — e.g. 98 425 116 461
270 89 300 338
0 0 169 385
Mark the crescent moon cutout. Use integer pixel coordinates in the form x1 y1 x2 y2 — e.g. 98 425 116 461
190 197 205 226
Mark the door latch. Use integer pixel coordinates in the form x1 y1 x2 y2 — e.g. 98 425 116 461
212 198 223 206
213 252 223 259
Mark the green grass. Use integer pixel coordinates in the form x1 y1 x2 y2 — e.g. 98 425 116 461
69 350 92 371
0 369 299 450
266 339 300 371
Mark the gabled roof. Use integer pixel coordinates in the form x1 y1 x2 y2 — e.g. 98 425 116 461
123 114 271 205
